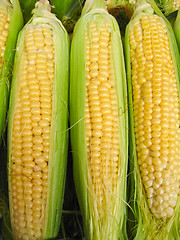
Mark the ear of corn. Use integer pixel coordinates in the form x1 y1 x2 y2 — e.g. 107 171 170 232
0 0 23 141
70 0 128 239
124 0 180 239
8 0 69 239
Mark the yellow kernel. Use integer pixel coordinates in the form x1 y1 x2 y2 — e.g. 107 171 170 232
22 142 33 149
39 120 49 128
32 114 41 122
22 156 33 163
22 167 33 177
33 126 42 135
32 151 42 158
33 136 43 144
35 156 45 165
22 148 32 155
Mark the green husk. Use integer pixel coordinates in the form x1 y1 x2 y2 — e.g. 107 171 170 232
104 0 137 36
70 0 128 239
1 210 13 240
50 0 76 20
174 9 180 51
124 0 180 239
105 0 137 16
8 0 69 239
19 0 38 23
0 0 23 142
0 140 8 219
19 0 82 25
157 0 180 15
62 0 85 33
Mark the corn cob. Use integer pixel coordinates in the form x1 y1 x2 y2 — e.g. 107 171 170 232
8 1 69 239
124 0 180 239
0 0 23 140
70 0 128 239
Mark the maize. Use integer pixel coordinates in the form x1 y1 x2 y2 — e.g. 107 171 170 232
70 0 128 239
0 0 23 140
125 0 180 239
8 1 69 239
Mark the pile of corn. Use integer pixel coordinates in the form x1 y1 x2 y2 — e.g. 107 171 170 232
0 0 179 239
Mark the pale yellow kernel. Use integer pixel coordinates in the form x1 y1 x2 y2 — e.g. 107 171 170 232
31 107 40 115
30 95 40 102
41 108 51 115
39 162 48 171
22 148 32 156
43 139 49 147
41 115 51 122
32 150 42 158
41 102 52 109
32 171 43 180
154 164 164 172
33 143 43 152
36 57 46 65
41 90 51 97
22 141 33 149
90 34 99 44
28 83 39 91
44 35 53 45
22 167 33 177
39 120 49 128
42 127 50 134
24 162 35 169
22 156 33 163
32 122 38 127
43 151 49 162
90 54 98 62
42 133 49 141
32 114 41 122
33 126 42 135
